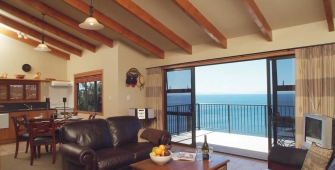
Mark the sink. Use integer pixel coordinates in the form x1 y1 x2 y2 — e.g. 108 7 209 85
18 108 47 111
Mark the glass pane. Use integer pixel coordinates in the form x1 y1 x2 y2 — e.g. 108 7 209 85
0 85 7 99
166 70 191 90
86 82 95 112
10 85 23 99
78 83 86 110
277 58 295 86
97 81 102 112
26 85 37 99
277 91 295 117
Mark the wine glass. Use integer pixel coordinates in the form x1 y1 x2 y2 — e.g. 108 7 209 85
196 146 202 161
208 146 214 162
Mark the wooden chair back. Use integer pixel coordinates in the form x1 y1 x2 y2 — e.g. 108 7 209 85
88 112 97 120
11 115 28 137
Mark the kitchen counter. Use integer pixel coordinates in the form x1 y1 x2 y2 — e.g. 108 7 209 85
0 108 57 113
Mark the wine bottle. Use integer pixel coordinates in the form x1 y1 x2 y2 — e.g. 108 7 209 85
202 135 209 160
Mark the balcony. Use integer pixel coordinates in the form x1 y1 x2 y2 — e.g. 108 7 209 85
166 103 295 160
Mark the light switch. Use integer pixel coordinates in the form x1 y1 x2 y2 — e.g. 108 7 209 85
109 95 112 101
127 95 130 100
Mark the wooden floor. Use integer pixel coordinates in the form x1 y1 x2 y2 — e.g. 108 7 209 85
172 129 294 160
0 141 268 170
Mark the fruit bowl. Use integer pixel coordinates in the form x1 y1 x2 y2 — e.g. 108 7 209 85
150 153 172 165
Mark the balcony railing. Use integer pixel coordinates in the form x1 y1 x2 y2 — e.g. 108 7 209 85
166 103 295 137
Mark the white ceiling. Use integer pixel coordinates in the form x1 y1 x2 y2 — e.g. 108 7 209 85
0 0 333 58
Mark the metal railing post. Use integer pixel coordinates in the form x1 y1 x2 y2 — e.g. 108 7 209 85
264 105 267 137
197 104 200 130
228 105 230 133
177 106 179 135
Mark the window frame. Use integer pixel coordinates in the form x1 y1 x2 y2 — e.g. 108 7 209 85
74 69 103 115
0 80 40 102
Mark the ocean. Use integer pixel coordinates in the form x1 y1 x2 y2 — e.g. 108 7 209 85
167 93 295 106
166 93 295 137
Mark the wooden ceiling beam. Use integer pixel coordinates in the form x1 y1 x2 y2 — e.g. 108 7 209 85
20 0 114 48
0 1 96 53
172 0 227 49
63 0 164 59
113 0 192 54
0 26 70 60
323 0 334 32
242 0 272 41
0 15 82 56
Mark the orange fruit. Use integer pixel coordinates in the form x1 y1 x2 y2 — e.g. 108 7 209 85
159 144 165 150
155 148 162 155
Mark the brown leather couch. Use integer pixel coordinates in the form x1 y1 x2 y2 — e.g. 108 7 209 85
268 145 335 170
59 116 171 170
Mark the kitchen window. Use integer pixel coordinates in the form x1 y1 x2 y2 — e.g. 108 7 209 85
74 70 103 114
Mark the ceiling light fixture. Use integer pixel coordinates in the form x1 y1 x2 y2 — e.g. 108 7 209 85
79 0 104 30
34 14 51 52
17 31 22 38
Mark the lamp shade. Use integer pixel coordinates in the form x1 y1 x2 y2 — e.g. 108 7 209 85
79 17 104 30
34 43 51 52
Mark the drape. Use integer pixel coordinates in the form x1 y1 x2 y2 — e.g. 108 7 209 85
295 44 335 147
145 67 163 130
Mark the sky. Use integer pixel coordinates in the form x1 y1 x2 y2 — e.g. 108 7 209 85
167 58 295 95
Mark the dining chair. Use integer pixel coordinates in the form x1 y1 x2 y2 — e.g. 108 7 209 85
28 118 60 165
88 112 97 119
11 115 29 158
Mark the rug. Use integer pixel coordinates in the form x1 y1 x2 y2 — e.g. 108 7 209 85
1 151 62 170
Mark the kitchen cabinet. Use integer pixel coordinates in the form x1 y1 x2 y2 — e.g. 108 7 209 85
0 109 56 144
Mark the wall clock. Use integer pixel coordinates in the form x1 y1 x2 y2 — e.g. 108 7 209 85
22 64 31 72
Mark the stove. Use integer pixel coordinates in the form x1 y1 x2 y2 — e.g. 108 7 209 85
54 107 74 114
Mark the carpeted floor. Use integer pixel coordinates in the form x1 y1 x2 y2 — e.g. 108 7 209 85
1 151 62 170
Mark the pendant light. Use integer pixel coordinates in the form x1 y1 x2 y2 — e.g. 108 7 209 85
34 14 51 52
79 0 104 30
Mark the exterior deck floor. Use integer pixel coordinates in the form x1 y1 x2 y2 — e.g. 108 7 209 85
172 130 294 160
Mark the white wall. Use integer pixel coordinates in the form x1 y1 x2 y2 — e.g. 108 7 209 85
0 34 67 101
67 41 148 118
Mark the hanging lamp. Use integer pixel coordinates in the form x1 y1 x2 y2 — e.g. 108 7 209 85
79 0 104 30
34 14 51 52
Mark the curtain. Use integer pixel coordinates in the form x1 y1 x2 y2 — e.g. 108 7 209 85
295 44 335 147
145 67 163 130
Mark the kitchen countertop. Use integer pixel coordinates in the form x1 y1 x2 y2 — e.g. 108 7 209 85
0 108 57 114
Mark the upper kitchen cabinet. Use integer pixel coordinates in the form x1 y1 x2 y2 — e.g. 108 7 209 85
0 80 40 102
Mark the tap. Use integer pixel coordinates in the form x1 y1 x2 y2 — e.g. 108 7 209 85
24 104 33 110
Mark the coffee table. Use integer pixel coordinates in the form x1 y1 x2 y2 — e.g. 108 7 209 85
131 153 229 170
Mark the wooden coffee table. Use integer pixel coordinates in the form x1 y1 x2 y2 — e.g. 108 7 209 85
131 153 229 170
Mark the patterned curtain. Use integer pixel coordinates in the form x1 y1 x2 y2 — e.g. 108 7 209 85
145 67 163 130
295 44 335 147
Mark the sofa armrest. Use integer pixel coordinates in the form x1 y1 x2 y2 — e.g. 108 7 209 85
140 128 171 145
59 143 97 169
268 145 308 169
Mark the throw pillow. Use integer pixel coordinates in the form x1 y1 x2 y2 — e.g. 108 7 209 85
138 128 149 142
301 142 333 170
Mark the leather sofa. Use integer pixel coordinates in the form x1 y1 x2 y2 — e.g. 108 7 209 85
59 116 171 170
268 145 335 170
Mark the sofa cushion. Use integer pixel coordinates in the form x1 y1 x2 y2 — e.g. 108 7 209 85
118 142 155 162
60 119 113 150
301 142 333 170
106 116 141 148
95 148 134 170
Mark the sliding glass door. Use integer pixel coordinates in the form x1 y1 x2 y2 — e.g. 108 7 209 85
267 56 295 150
164 68 196 146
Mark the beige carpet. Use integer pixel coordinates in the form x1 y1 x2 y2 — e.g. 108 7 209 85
1 151 62 170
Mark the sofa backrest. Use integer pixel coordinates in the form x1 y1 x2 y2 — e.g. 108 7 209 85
106 116 141 148
60 119 113 150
